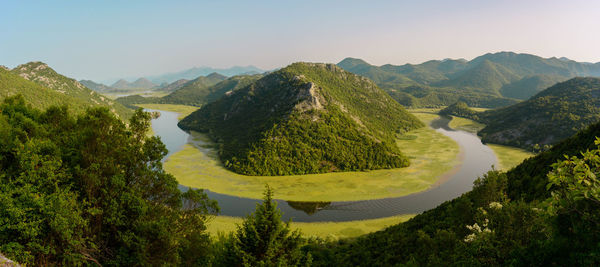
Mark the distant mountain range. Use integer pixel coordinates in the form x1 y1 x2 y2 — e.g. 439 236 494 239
338 52 600 108
145 65 264 84
84 65 266 94
100 65 265 85
111 77 157 90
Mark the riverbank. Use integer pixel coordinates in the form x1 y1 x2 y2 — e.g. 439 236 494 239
410 108 534 171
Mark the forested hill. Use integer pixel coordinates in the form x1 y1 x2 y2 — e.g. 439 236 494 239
158 73 254 106
311 117 600 266
178 62 424 176
338 52 600 107
477 77 600 148
1 62 132 119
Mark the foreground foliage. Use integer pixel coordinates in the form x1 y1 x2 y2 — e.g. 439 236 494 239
0 96 218 266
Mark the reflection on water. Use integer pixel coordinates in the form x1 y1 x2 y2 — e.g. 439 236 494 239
153 111 497 222
286 201 332 215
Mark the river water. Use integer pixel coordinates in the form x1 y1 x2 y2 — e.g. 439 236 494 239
148 109 497 222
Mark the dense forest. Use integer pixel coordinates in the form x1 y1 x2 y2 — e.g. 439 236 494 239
338 52 600 108
178 62 424 176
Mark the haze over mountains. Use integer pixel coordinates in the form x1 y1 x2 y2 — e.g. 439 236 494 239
338 52 600 108
99 65 265 86
111 77 156 90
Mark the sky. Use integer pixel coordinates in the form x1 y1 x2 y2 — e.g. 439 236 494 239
2 0 600 82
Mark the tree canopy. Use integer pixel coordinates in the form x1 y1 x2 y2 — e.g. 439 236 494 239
0 95 218 266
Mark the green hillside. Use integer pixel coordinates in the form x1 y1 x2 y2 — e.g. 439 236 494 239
159 73 254 106
3 62 132 119
478 77 600 149
386 84 520 108
499 74 567 100
158 78 189 92
438 60 520 94
178 62 424 176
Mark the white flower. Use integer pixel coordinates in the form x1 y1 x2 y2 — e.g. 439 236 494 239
464 233 477 242
489 202 503 209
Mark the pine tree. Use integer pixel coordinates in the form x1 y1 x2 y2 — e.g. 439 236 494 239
224 185 310 266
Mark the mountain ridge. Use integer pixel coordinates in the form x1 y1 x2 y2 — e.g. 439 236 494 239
338 52 600 107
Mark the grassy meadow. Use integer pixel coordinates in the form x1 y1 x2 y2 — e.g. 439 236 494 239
207 214 415 239
448 116 486 134
487 144 534 171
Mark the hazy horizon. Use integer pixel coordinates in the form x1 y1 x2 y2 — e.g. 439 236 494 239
3 0 600 82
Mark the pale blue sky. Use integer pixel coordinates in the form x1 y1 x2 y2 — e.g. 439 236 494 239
2 0 600 81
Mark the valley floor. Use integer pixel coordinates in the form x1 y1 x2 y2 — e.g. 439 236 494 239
149 104 533 238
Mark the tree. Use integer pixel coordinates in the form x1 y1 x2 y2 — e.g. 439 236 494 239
222 185 310 266
0 96 219 266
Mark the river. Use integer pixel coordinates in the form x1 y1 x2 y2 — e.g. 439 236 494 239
148 109 497 222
